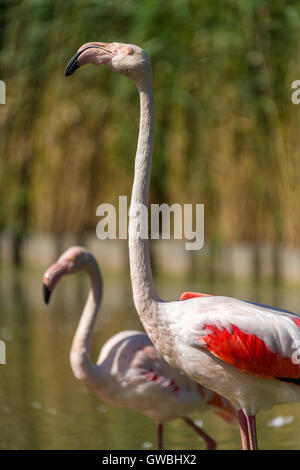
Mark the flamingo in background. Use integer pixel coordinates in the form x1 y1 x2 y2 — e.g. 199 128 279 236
65 42 300 450
43 246 236 450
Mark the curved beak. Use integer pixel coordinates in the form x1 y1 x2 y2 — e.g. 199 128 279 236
65 42 115 77
42 259 73 305
65 49 82 76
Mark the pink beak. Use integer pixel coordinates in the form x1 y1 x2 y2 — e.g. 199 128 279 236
65 42 114 76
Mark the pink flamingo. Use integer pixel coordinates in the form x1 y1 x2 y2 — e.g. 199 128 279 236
43 246 236 450
65 42 300 450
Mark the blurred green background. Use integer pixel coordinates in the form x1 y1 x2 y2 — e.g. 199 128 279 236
1 0 300 450
1 0 300 266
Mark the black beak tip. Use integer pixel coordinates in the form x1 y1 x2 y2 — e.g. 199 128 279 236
65 58 79 77
43 284 51 305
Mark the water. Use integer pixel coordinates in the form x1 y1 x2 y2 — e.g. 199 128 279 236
0 266 299 450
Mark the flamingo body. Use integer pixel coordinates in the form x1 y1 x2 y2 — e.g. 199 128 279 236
94 329 235 424
43 247 236 449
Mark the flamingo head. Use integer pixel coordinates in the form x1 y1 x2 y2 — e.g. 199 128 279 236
65 42 151 80
42 246 92 305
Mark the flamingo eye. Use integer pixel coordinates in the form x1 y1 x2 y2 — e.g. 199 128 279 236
125 48 133 55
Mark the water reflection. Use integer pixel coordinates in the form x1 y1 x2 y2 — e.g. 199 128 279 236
0 266 299 449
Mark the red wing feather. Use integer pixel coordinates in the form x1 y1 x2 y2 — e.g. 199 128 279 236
200 323 300 380
180 291 212 301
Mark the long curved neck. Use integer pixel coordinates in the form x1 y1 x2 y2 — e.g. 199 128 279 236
70 259 103 387
128 74 162 331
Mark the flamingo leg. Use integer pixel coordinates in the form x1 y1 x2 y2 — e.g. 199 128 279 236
247 415 258 450
157 423 163 450
237 409 250 450
183 417 217 450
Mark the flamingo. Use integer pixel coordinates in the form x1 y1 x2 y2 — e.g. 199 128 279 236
43 246 236 450
65 42 300 450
